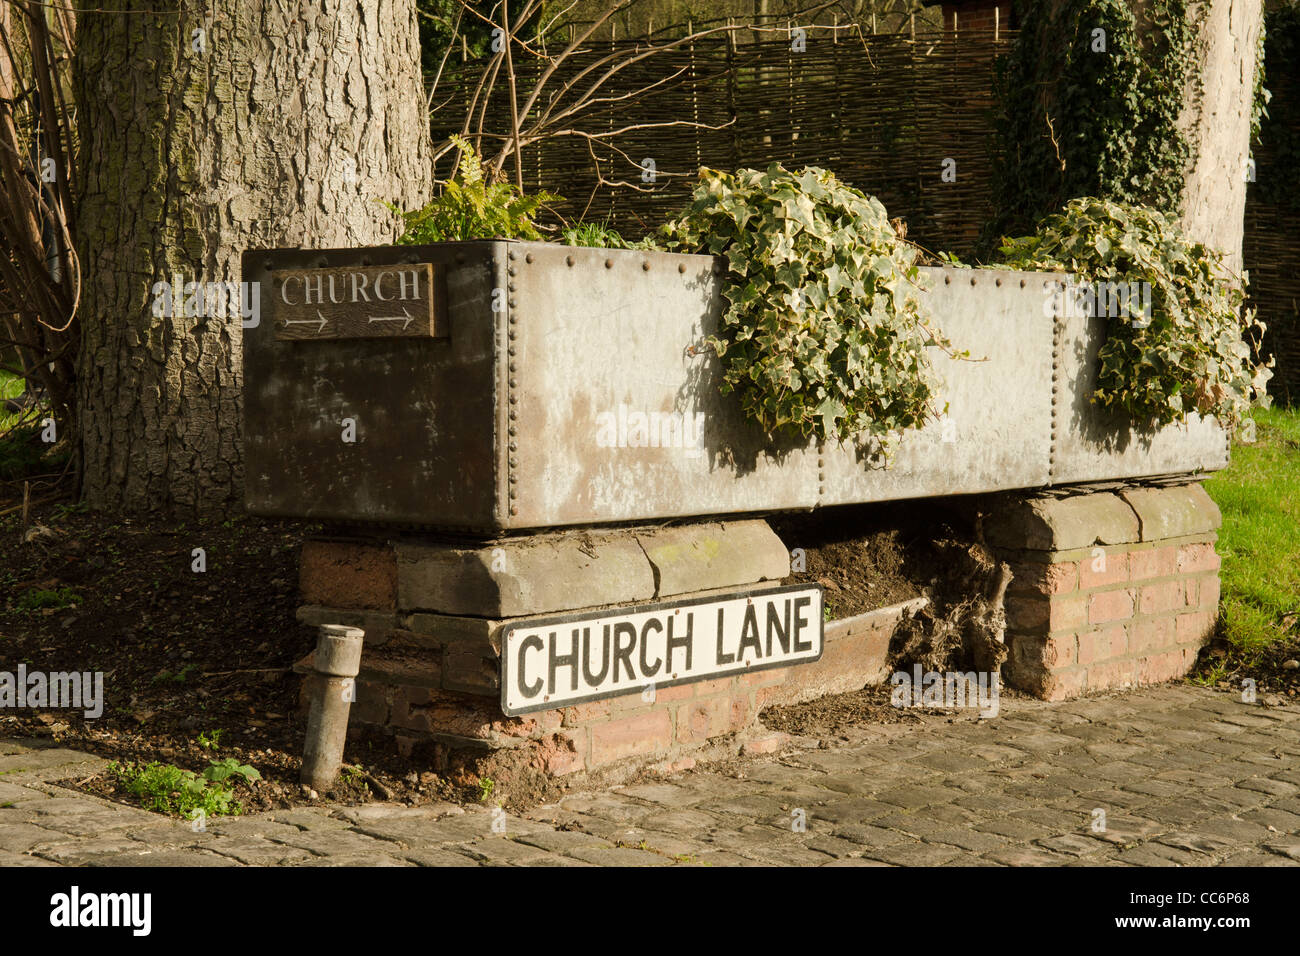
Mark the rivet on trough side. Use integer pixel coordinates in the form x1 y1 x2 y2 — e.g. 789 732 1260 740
508 283 516 292
567 255 575 267
510 507 519 515
456 252 465 263
995 278 1002 287
642 261 650 271
508 299 516 308
508 267 516 277
361 257 371 267
1020 279 1026 288
263 260 272 270
970 277 977 286
678 264 686 274
508 426 517 437
605 259 613 269
945 276 950 285
508 251 516 261
526 253 535 264
317 259 328 268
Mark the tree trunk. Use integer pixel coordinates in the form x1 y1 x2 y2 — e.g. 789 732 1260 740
1175 0 1264 274
74 1 432 515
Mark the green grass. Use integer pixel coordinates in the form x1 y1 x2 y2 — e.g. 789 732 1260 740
1203 405 1300 657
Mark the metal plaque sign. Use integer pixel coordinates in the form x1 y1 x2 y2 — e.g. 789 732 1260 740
271 262 445 340
500 584 823 715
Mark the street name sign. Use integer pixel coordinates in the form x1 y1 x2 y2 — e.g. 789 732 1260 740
500 584 824 715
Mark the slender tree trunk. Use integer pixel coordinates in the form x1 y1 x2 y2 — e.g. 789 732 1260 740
1174 0 1264 274
74 1 432 515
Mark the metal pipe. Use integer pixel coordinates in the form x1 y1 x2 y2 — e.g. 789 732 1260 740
301 624 364 793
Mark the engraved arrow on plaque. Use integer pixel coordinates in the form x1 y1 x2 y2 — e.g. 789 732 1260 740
283 311 329 333
368 307 414 331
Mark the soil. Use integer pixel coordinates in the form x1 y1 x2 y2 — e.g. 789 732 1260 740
1190 631 1300 703
769 500 970 619
0 496 487 813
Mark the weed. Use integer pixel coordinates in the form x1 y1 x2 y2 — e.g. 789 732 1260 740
478 776 495 803
15 587 81 612
152 663 198 684
111 760 243 818
196 729 225 751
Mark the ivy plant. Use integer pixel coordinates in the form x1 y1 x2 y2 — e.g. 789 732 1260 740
988 0 1201 246
998 197 1272 428
388 135 558 242
656 164 959 444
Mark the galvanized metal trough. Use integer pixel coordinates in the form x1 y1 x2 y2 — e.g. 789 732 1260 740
241 242 1228 531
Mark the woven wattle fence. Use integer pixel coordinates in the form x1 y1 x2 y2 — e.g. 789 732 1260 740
431 27 1013 259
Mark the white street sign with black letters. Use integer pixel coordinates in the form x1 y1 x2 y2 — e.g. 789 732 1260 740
500 584 824 715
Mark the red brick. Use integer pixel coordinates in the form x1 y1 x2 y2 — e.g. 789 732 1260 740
736 668 787 689
390 688 503 739
562 700 612 726
1132 617 1175 653
653 682 696 703
1006 596 1048 631
1086 659 1136 692
1129 546 1178 580
1013 634 1075 669
1139 581 1188 616
590 710 672 765
755 684 786 710
1049 595 1090 632
529 709 564 733
300 539 397 610
350 679 391 726
1136 649 1193 684
529 734 586 776
676 697 732 744
692 677 735 696
1198 575 1221 611
729 694 753 731
1177 543 1221 574
1078 550 1128 590
1009 561 1077 596
1032 668 1088 701
1077 626 1126 666
1088 589 1134 625
1176 610 1216 645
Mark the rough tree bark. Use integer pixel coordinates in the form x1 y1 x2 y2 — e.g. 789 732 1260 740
1174 0 1264 275
74 1 432 514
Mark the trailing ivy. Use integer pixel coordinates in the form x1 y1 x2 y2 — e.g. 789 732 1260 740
998 198 1272 428
987 0 1201 246
656 164 959 444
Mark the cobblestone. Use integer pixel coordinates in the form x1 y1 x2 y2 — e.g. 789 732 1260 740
0 684 1296 866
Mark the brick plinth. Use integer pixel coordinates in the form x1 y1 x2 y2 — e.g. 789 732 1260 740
296 517 916 777
987 482 1222 700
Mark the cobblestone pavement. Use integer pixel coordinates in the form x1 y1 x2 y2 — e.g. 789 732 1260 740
2 684 1298 867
